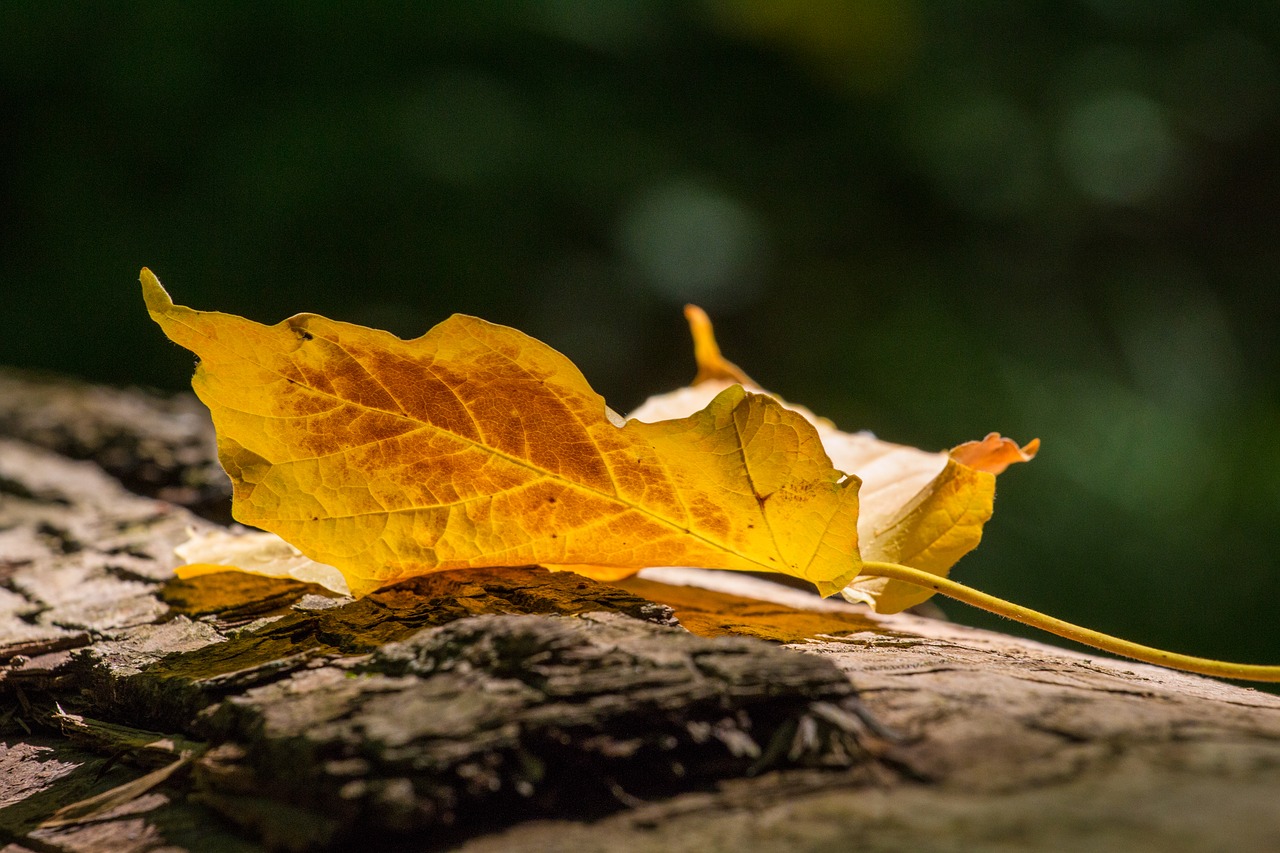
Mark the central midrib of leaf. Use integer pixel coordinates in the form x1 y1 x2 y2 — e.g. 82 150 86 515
728 410 786 567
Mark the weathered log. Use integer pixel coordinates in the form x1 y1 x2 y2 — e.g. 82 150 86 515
0 370 231 520
0 429 879 850
2 372 1279 852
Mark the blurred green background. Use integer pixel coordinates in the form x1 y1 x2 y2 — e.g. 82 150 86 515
3 1 1278 672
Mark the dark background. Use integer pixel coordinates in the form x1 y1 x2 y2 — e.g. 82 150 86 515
4 2 1278 672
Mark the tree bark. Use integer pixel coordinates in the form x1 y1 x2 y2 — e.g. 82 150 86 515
2 371 1278 852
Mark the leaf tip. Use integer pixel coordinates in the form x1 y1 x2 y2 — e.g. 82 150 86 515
139 267 175 315
949 433 1039 475
683 304 754 386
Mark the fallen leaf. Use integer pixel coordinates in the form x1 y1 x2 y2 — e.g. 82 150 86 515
142 270 861 597
629 306 1037 613
142 271 1280 682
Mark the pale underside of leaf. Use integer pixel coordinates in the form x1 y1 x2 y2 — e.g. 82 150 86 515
174 528 352 595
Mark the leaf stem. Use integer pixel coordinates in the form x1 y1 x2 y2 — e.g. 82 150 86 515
859 561 1280 682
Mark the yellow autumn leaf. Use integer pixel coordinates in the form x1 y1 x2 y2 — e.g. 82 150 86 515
629 306 1037 613
142 269 861 597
